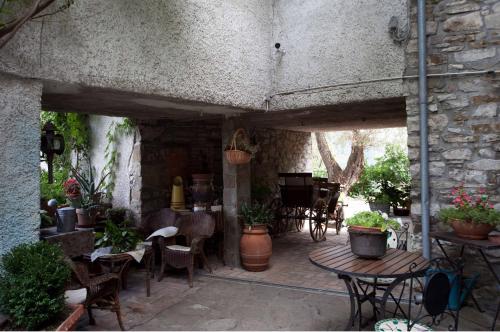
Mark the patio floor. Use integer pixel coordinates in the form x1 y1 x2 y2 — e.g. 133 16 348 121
79 224 494 330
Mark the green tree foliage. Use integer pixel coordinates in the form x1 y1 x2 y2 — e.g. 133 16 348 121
0 242 71 330
350 144 411 205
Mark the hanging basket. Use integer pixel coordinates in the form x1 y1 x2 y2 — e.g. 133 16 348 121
225 128 252 165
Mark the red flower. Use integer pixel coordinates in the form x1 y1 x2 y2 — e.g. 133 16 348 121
63 178 81 199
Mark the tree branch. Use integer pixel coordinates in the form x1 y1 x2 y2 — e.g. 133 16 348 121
314 132 343 183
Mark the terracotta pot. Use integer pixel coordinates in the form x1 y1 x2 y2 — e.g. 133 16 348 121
56 304 85 331
240 224 272 272
450 219 494 240
348 225 383 233
76 208 96 228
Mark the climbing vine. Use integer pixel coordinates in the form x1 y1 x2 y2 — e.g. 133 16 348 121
39 110 90 200
102 118 136 198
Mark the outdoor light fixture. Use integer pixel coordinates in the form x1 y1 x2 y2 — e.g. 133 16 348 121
41 121 65 184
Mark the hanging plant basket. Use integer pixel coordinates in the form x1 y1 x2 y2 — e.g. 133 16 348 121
225 128 253 165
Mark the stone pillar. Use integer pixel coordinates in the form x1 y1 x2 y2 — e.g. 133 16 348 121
222 119 251 267
0 73 42 257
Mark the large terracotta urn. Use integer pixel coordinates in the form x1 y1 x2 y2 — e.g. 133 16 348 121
450 219 494 240
240 224 272 272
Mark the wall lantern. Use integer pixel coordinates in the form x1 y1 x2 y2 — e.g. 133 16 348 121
41 122 65 184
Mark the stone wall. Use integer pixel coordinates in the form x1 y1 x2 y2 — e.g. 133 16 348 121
405 0 500 223
139 120 223 220
404 0 500 312
0 74 42 257
251 129 312 194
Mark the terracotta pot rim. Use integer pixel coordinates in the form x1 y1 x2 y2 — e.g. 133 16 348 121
450 218 493 225
348 225 385 233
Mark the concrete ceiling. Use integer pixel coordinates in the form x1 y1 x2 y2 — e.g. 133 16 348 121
42 81 406 132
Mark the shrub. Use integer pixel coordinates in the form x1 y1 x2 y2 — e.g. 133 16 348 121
346 211 400 232
350 144 411 205
240 202 273 227
0 242 71 330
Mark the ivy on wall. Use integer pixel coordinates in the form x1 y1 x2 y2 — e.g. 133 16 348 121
102 118 136 198
39 111 136 201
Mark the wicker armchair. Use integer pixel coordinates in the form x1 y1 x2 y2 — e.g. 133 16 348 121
158 212 215 287
65 258 126 330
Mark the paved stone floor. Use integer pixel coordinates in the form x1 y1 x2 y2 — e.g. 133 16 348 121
78 224 494 330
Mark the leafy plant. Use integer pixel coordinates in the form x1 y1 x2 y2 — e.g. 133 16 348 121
95 221 141 254
346 211 400 232
0 242 71 330
105 208 128 225
438 185 500 225
350 144 411 205
240 202 273 227
251 180 272 205
40 168 66 202
71 163 109 209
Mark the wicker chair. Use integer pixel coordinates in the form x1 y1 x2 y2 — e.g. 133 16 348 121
158 212 215 287
65 258 126 330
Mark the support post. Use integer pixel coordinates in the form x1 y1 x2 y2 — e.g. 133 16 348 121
222 119 251 267
417 0 430 259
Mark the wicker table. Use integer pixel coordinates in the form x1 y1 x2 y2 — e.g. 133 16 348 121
82 244 155 297
431 231 500 330
309 246 429 330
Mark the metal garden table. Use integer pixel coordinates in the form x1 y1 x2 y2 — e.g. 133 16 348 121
309 245 429 330
431 231 500 330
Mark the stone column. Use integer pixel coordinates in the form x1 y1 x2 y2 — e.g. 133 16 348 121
222 119 251 267
0 73 42 257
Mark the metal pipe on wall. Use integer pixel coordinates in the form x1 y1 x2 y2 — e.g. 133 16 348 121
417 0 431 259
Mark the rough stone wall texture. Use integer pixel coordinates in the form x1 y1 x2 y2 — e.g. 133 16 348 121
404 0 500 311
0 74 42 257
138 120 223 220
88 115 140 220
251 129 312 192
269 0 408 110
0 0 273 110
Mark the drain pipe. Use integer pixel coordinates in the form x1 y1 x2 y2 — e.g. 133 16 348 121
417 0 431 259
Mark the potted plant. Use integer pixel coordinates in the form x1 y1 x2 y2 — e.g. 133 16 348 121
95 220 141 254
346 211 400 258
68 165 109 228
438 185 500 240
239 202 273 271
0 242 76 330
224 128 258 165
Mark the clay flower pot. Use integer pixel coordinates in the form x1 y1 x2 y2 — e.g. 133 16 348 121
240 224 272 272
76 208 97 228
450 219 495 240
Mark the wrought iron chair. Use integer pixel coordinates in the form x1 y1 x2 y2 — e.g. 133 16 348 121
158 212 215 287
355 223 411 315
65 258 126 330
376 257 464 331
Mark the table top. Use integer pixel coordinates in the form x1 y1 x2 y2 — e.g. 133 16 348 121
431 231 500 250
309 246 429 278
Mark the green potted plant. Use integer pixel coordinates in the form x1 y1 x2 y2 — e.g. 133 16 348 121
346 211 400 258
438 185 500 240
68 165 109 228
239 202 273 271
0 242 78 330
95 220 141 254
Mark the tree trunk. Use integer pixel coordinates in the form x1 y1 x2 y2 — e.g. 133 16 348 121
314 131 365 192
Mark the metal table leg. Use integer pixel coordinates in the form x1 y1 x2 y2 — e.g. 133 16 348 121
339 274 362 331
